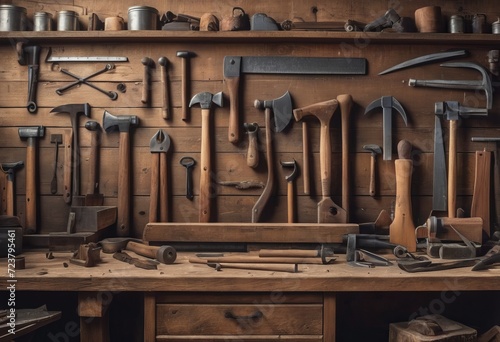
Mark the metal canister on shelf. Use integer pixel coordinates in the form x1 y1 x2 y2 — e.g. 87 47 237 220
57 10 79 31
127 6 159 30
472 14 487 33
492 18 500 34
33 11 53 31
448 15 464 33
0 4 27 31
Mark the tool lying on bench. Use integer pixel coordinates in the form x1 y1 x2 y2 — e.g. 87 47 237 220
56 64 118 100
113 251 159 270
99 237 177 264
190 256 299 273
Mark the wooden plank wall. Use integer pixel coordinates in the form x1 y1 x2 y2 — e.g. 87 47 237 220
1 0 500 238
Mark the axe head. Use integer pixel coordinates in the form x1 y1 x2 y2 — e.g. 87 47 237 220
102 110 139 133
255 91 293 132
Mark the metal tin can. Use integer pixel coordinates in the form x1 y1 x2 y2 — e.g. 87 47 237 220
0 5 27 31
448 15 464 33
127 6 159 30
492 18 500 34
33 11 53 31
57 10 79 31
472 14 487 33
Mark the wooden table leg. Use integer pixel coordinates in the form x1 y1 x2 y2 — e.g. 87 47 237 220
78 292 110 342
324 292 336 342
144 293 156 342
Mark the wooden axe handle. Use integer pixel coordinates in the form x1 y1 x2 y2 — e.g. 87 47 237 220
87 130 99 195
117 132 130 236
63 129 72 204
126 240 158 259
159 153 168 222
302 122 310 195
338 94 352 221
199 108 212 222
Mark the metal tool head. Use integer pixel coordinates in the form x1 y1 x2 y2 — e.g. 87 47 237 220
50 134 63 144
156 245 177 264
150 129 171 153
440 61 493 109
180 156 196 168
141 56 155 67
50 103 91 118
223 56 241 78
84 121 101 132
18 126 45 139
0 161 24 174
189 91 223 109
158 56 168 67
98 237 143 254
243 122 259 133
362 144 382 156
280 159 298 182
176 50 195 59
364 96 408 126
254 91 293 132
434 101 488 121
102 110 139 133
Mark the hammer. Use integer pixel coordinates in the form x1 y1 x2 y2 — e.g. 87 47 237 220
18 126 45 233
280 159 298 223
177 51 196 121
0 161 24 216
50 103 91 205
189 91 223 222
362 144 382 197
103 110 139 236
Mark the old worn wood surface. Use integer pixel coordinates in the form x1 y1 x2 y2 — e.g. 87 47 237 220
0 1 499 238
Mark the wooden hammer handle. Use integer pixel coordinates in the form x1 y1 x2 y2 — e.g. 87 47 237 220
63 129 72 204
338 94 352 221
199 108 212 222
448 119 457 218
126 240 158 259
369 155 376 197
25 139 37 233
159 153 168 222
159 59 170 119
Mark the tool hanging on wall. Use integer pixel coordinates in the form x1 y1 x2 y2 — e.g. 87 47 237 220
338 94 353 221
56 64 118 100
103 110 139 236
189 92 223 222
49 134 62 195
280 159 298 223
252 91 293 223
362 144 382 197
158 56 171 119
141 57 154 105
84 121 104 206
179 157 196 200
149 129 171 223
243 122 259 168
177 51 196 121
16 42 41 113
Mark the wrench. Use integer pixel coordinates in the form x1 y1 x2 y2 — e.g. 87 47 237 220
56 63 118 100
180 156 196 200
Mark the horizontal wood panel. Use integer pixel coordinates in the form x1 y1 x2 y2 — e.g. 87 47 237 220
156 336 323 341
155 292 323 304
156 303 323 335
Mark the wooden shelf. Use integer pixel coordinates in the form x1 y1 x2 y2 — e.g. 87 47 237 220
2 30 500 45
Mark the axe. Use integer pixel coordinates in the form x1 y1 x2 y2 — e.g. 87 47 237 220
252 91 293 223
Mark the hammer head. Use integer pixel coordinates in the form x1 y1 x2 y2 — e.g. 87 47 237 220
364 96 408 125
189 91 223 109
50 103 91 118
141 57 155 67
1 161 24 175
254 91 293 132
280 159 298 182
18 126 45 139
156 245 177 264
102 110 139 133
362 144 382 156
85 121 101 132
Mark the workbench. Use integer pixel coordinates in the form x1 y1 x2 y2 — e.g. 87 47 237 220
1 250 499 341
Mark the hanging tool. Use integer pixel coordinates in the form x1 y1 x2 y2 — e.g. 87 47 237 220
252 91 293 223
56 64 118 100
294 99 347 223
141 57 155 105
51 103 91 206
50 134 62 195
390 140 417 252
18 126 45 234
338 94 353 221
223 55 367 144
84 121 104 206
16 42 41 113
432 116 447 214
189 92 224 222
177 51 196 121
378 49 468 75
409 62 493 109
218 180 264 190
0 161 24 216
302 121 310 195
362 144 382 197
280 159 298 223
435 102 488 218
149 129 171 223
179 156 196 200
243 122 259 168
102 110 139 236
62 129 72 204
364 96 408 161
158 56 170 119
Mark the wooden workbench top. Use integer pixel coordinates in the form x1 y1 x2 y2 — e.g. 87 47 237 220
1 251 499 293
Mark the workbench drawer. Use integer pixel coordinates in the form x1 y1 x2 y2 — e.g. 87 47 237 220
153 292 324 341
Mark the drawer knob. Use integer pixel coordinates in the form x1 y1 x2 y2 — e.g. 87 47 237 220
224 310 263 322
